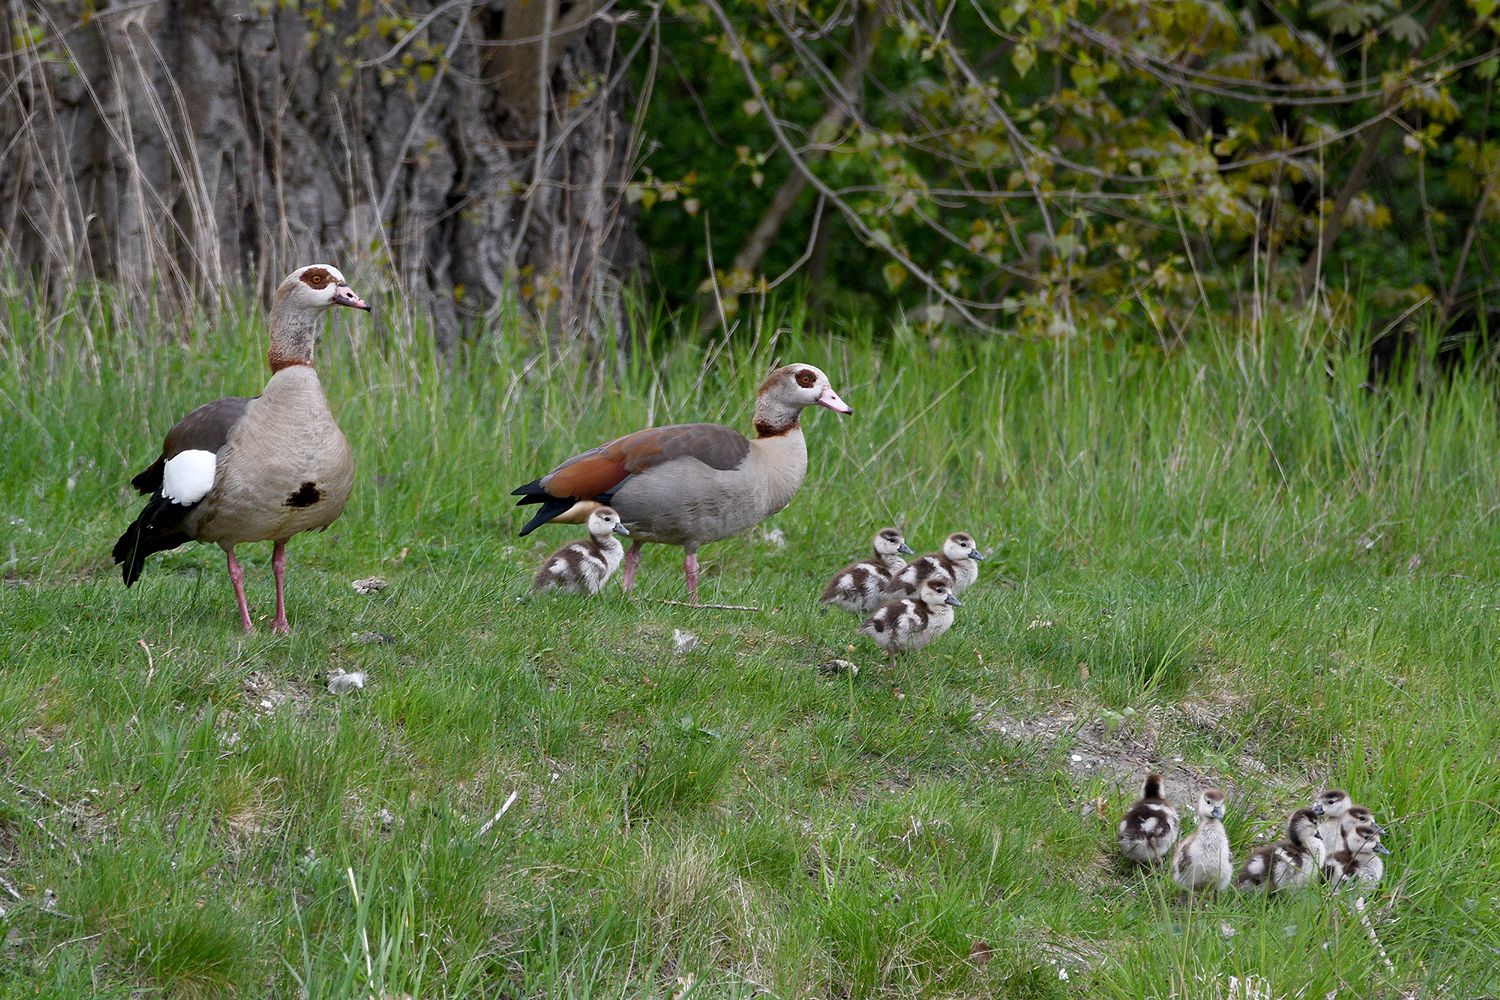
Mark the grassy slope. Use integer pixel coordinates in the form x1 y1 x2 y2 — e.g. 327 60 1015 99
1 292 1498 998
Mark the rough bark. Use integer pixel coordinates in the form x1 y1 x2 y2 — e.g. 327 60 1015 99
0 0 644 353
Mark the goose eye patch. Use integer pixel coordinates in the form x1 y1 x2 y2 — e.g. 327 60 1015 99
795 369 817 387
302 269 330 289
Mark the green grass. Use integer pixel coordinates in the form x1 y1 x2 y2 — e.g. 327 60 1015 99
2 284 1499 997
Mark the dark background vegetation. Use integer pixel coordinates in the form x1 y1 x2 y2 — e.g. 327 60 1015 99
3 0 1497 347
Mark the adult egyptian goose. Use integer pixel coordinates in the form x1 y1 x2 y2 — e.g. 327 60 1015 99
883 532 985 598
532 506 630 595
857 576 961 671
1172 788 1232 896
1116 772 1180 865
1323 824 1391 893
511 364 851 603
1234 808 1324 893
113 265 369 633
820 527 914 613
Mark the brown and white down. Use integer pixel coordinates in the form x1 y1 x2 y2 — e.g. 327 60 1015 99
1323 824 1391 893
820 527 914 613
113 265 370 633
883 532 985 598
533 507 631 595
1172 788 1233 894
1313 789 1385 854
858 576 961 669
1234 808 1324 893
512 365 851 603
1116 772 1180 865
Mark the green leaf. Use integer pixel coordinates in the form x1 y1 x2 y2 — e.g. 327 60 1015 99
882 261 907 290
1012 44 1035 77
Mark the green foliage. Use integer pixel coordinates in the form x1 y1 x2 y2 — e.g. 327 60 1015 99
630 0 1500 332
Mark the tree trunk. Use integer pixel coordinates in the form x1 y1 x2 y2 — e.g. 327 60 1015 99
0 0 644 354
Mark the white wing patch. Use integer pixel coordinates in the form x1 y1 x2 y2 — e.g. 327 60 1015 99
161 449 217 505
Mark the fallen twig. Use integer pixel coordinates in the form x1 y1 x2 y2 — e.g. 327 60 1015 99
477 790 520 839
650 600 761 611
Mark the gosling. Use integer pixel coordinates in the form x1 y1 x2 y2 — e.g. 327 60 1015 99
1323 823 1391 893
532 506 630 594
858 576 961 671
1172 788 1232 897
1314 790 1384 855
820 527 915 613
883 532 985 597
1117 772 1180 865
1233 808 1324 893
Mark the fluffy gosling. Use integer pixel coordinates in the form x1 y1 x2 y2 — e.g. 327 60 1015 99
1172 788 1232 896
1117 772 1180 865
1233 808 1324 893
858 576 961 671
883 532 985 597
532 506 630 594
820 527 914 613
1324 823 1391 893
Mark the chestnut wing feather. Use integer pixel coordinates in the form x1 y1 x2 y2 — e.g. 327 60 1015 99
512 423 751 534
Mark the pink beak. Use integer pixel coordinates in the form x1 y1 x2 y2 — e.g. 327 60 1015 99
817 384 852 414
332 282 372 311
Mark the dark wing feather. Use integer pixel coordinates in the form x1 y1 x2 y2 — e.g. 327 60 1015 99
129 396 253 494
117 395 251 582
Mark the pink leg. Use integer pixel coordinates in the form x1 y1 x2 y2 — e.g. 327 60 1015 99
684 551 699 605
270 541 291 634
225 547 255 633
621 541 643 592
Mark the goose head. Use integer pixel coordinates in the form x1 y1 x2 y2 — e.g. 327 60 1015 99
873 527 914 558
918 577 962 609
941 532 985 562
1342 804 1384 836
1348 823 1390 856
754 364 851 436
587 506 630 540
268 264 371 369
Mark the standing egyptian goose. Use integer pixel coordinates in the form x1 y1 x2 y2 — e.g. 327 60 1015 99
857 576 961 671
1116 772 1180 865
1234 809 1324 893
883 532 985 598
1172 788 1232 896
1324 824 1391 893
532 506 631 594
113 265 369 633
820 527 914 613
511 364 851 603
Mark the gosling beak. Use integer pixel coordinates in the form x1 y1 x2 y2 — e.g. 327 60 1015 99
613 523 631 536
1312 804 1325 816
1372 843 1391 855
969 549 986 561
898 543 914 555
332 282 372 311
944 595 963 607
1212 805 1225 820
816 384 852 414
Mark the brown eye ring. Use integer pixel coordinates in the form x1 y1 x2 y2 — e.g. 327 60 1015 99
795 368 816 388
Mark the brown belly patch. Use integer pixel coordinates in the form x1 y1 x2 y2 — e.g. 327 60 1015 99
286 482 322 508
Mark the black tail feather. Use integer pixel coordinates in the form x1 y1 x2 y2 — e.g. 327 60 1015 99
113 494 192 586
518 496 581 536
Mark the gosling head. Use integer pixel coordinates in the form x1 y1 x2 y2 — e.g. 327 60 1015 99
1194 788 1226 822
1348 823 1391 856
941 532 984 562
1343 804 1385 835
873 527 914 558
587 506 630 539
1140 772 1166 800
1313 789 1352 819
917 577 962 609
1286 808 1321 847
